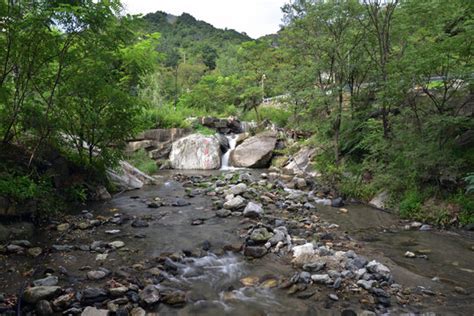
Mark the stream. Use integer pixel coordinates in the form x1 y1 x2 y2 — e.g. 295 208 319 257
0 169 473 315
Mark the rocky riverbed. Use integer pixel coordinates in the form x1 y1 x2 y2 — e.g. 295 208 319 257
1 169 473 315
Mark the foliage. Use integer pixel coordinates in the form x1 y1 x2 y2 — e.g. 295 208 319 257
125 149 158 175
193 124 215 136
242 107 292 127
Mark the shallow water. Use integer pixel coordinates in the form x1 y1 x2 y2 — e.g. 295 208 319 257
1 170 473 315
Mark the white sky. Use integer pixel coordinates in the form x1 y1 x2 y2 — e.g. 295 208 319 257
121 0 289 39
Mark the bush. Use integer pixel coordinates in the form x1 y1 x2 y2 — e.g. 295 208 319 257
0 174 41 202
125 149 158 175
242 107 292 127
399 190 423 219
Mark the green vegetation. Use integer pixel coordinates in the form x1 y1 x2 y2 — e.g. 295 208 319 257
0 1 472 226
125 150 158 175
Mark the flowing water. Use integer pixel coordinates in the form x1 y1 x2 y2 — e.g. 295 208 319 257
1 170 473 315
220 134 238 170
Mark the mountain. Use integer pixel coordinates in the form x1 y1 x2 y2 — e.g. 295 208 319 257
143 11 252 53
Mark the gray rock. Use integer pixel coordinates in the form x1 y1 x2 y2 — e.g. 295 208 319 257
311 274 331 284
419 224 432 231
33 276 58 287
24 286 61 304
223 196 246 210
299 271 312 283
36 300 53 316
328 293 339 301
81 306 109 316
130 307 146 316
139 285 160 305
216 209 231 218
249 228 273 243
52 245 73 252
81 288 108 304
244 246 267 258
243 202 264 218
11 240 31 247
357 279 376 290
228 183 247 195
366 260 391 280
131 219 149 228
170 134 221 170
230 131 277 168
87 270 107 280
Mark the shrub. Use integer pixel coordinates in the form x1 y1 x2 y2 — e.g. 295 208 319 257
399 190 423 219
125 149 158 175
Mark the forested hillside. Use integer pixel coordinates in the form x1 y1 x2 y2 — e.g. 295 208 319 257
0 0 473 226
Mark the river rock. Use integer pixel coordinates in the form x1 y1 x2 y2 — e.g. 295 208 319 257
81 288 108 304
170 134 221 170
224 196 245 210
311 274 331 284
366 260 391 280
109 241 125 249
162 291 186 306
216 209 232 217
227 183 247 195
244 246 267 258
24 286 61 304
87 270 107 280
283 147 317 175
369 191 389 210
36 300 53 316
130 307 146 316
139 285 160 305
243 202 264 218
33 276 58 287
230 131 277 168
27 247 43 257
81 306 109 316
249 228 273 243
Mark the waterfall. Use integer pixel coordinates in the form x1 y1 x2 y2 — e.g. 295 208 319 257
220 134 237 170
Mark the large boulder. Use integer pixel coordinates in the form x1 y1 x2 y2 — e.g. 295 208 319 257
230 131 277 168
170 134 221 170
106 161 157 191
283 147 318 175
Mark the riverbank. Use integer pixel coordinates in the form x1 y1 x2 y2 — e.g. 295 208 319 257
1 169 472 315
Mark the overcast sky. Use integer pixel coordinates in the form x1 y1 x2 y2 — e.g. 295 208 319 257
121 0 289 39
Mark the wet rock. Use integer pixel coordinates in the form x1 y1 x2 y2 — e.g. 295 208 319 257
6 244 24 253
371 287 390 298
162 291 186 306
216 209 231 218
331 197 344 208
147 202 160 208
243 202 264 218
172 198 190 207
33 276 58 287
454 286 468 295
244 246 267 258
24 286 61 304
419 224 432 231
404 251 416 258
249 228 273 243
81 288 108 304
27 247 43 257
81 306 109 316
105 230 120 235
35 300 53 316
223 196 245 210
191 219 204 225
202 240 212 251
131 219 149 228
268 227 287 245
139 285 160 305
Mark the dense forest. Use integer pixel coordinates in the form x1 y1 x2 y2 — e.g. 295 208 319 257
0 0 473 226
